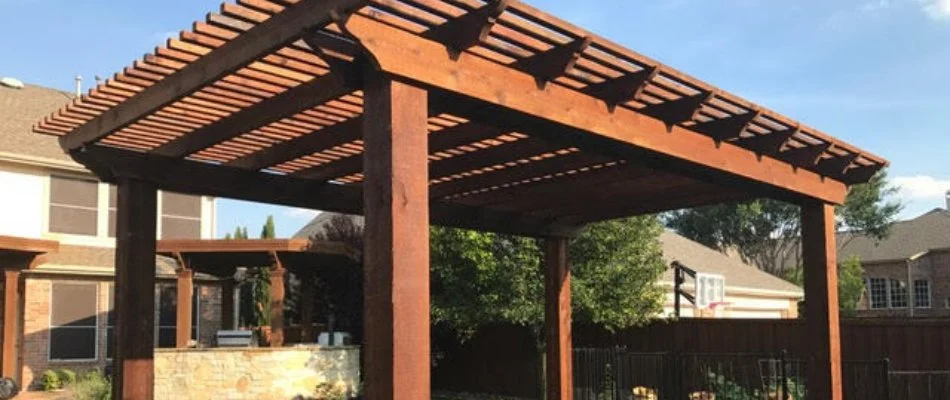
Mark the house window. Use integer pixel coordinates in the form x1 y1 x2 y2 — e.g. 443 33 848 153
107 186 117 238
156 284 199 348
914 280 931 308
49 282 98 361
49 176 99 236
161 192 201 239
868 278 888 309
889 279 908 308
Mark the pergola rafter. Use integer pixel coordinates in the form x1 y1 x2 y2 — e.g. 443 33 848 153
34 1 887 399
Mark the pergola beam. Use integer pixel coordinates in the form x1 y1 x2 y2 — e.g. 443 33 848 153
638 91 712 126
513 37 591 85
691 111 760 142
153 74 355 158
71 146 580 237
340 14 848 204
60 0 368 151
580 66 657 110
423 0 509 54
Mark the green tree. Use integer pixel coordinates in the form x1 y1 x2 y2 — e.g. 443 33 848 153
431 216 667 397
783 255 865 317
260 215 276 239
664 170 902 274
238 216 277 328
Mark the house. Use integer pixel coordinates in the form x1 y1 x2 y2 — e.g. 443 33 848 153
840 196 950 318
297 213 802 320
0 81 223 387
658 231 802 319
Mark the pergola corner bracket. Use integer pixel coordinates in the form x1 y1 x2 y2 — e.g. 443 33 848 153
692 109 761 142
639 90 713 129
581 65 658 111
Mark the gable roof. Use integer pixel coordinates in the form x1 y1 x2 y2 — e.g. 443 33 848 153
0 83 74 164
838 208 950 263
658 231 802 297
295 212 800 297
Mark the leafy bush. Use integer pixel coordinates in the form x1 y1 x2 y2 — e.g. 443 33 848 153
68 370 111 400
56 369 77 386
314 382 348 400
41 370 61 391
705 372 761 400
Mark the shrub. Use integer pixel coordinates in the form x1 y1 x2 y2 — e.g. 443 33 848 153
41 370 61 391
314 382 348 400
68 370 111 400
55 369 77 386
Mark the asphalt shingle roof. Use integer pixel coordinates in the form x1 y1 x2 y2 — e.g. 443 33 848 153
837 208 950 263
0 83 74 162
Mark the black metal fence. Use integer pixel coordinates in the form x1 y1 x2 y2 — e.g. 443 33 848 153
574 348 889 400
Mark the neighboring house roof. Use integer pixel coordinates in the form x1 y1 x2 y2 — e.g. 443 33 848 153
0 83 75 164
837 208 950 263
295 212 801 297
658 231 802 297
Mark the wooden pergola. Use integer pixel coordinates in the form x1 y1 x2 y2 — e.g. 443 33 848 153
156 238 356 347
34 0 886 398
0 236 58 384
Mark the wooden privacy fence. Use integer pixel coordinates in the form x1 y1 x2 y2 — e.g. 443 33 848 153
433 318 950 398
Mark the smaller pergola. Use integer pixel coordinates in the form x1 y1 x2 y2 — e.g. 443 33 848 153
156 238 357 347
0 236 59 383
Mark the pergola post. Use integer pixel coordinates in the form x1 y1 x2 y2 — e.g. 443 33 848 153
2 270 20 381
361 70 430 400
268 263 286 347
113 178 158 399
175 267 194 348
299 272 316 343
544 238 573 400
801 201 842 400
221 279 236 330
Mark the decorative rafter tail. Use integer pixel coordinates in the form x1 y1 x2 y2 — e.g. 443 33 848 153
581 66 658 110
639 90 713 126
423 0 509 54
737 127 798 156
778 142 831 167
512 36 592 84
691 110 761 142
840 164 883 185
816 152 860 177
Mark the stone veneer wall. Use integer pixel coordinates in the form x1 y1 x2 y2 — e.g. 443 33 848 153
154 346 360 400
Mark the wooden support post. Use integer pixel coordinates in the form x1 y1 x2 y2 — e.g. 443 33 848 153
299 272 316 343
175 268 194 348
221 279 236 330
268 264 286 347
113 178 158 399
362 70 430 400
544 238 572 400
2 270 20 381
801 201 843 400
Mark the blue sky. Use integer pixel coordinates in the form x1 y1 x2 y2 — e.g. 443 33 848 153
2 0 948 237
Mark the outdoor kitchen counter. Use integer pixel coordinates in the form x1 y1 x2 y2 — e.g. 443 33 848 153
154 345 360 400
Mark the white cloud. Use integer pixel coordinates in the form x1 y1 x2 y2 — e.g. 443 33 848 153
893 175 950 200
919 0 950 19
284 207 320 220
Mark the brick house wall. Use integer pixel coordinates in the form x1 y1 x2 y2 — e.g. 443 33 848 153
856 250 950 318
19 275 223 389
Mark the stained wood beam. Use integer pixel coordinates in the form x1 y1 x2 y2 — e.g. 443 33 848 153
801 201 843 400
153 74 354 158
60 0 368 151
1 271 20 383
544 237 572 400
691 111 760 142
513 37 591 85
737 128 797 157
361 71 430 400
338 14 849 204
303 30 366 87
423 0 509 54
429 138 554 180
71 145 580 237
226 117 361 170
268 254 286 347
112 178 158 399
430 151 613 199
638 91 712 126
581 66 657 110
175 267 194 349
